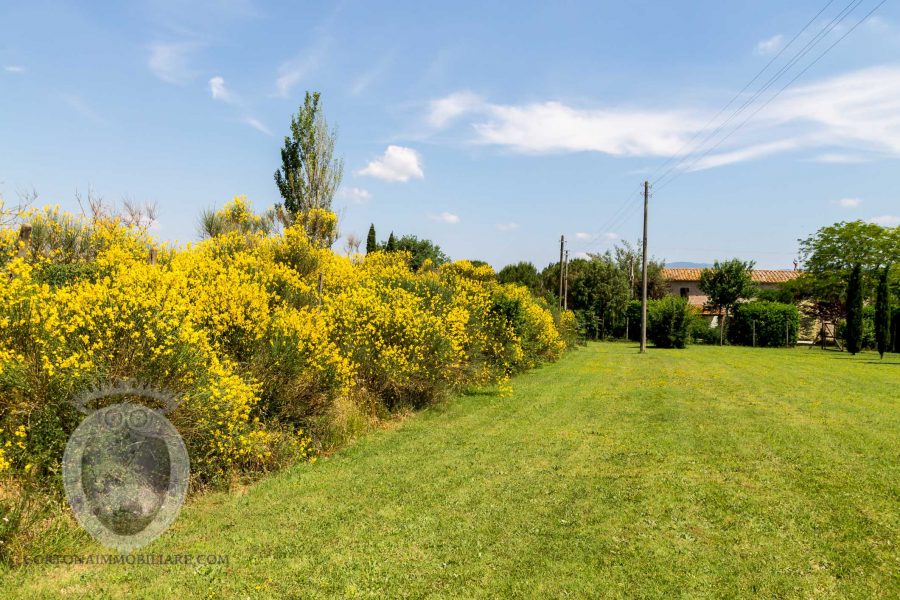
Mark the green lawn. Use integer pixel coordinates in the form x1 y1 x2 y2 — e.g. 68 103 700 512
2 343 898 598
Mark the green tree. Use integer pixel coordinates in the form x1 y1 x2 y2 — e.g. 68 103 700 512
845 263 864 355
385 232 397 252
570 254 630 339
497 261 540 293
798 221 899 325
875 265 891 358
393 235 449 270
366 223 377 254
614 241 667 300
699 259 757 345
647 296 694 349
274 91 344 218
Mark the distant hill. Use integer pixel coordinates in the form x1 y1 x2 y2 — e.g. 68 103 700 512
667 261 713 269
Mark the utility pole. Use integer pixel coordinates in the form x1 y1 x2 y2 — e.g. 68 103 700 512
640 181 649 353
563 249 569 311
558 235 565 309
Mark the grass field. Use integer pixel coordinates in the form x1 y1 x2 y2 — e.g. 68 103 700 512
1 343 897 598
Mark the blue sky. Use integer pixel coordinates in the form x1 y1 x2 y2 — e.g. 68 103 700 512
2 0 899 269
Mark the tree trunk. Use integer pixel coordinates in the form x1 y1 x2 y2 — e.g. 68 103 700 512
719 309 727 346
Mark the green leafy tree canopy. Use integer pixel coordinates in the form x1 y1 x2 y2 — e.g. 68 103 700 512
274 91 344 218
699 258 757 345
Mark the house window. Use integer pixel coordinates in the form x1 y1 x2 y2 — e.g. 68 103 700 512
680 287 689 299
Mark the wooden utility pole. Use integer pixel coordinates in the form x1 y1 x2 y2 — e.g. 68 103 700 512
558 235 565 309
563 249 569 311
640 181 649 353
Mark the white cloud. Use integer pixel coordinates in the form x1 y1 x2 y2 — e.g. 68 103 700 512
242 116 272 136
61 93 103 123
3 65 25 74
764 66 900 154
430 65 900 172
835 197 862 208
274 42 327 97
209 76 236 103
472 101 699 156
869 215 900 226
339 187 371 203
357 145 424 182
428 91 484 127
350 54 394 96
496 222 519 232
148 42 198 84
573 231 619 243
867 16 889 31
687 139 801 171
430 211 460 224
813 153 869 164
756 34 784 55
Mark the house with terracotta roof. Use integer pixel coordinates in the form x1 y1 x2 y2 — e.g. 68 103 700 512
662 268 802 316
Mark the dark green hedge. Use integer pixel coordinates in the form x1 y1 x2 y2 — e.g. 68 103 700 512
648 296 694 349
728 301 799 347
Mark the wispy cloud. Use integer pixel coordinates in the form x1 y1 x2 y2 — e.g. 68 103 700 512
61 93 104 123
350 53 394 96
869 215 900 226
274 41 328 97
428 91 484 127
209 76 236 103
574 231 619 243
430 211 460 224
242 116 272 135
756 34 784 55
427 65 900 172
464 100 699 155
148 42 198 84
3 65 25 74
813 153 869 164
339 187 371 203
834 197 862 208
687 139 801 172
357 145 424 182
496 222 519 232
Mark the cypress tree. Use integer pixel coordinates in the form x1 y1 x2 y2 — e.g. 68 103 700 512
366 223 377 254
386 232 397 252
875 265 891 359
845 263 864 355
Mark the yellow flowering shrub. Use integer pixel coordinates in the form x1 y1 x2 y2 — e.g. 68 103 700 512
0 198 566 488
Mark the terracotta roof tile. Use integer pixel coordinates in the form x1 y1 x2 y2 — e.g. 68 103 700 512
662 268 801 284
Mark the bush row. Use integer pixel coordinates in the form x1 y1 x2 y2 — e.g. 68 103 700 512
0 200 566 495
728 301 800 347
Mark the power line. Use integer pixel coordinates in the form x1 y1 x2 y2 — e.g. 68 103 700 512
652 0 866 190
570 184 643 254
655 0 888 193
645 0 839 184
574 0 851 259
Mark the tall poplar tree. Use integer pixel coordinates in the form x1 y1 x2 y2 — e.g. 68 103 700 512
845 263 864 355
875 265 891 358
274 91 344 218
